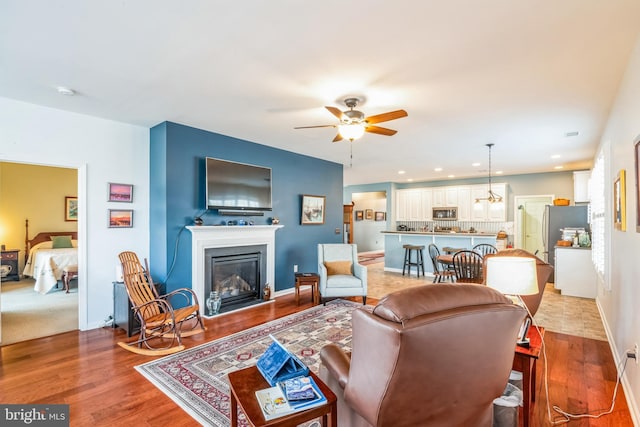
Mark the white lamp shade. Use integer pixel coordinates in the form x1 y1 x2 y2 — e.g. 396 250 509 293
485 257 538 296
338 123 365 140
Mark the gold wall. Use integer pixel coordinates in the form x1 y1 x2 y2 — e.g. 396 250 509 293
0 162 77 268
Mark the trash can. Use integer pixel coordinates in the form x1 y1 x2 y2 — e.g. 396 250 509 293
493 381 523 427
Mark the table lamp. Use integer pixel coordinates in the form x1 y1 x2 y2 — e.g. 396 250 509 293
485 256 538 346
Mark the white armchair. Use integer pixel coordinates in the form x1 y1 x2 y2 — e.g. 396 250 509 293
318 244 367 305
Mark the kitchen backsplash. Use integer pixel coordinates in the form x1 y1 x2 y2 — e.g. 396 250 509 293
396 220 507 234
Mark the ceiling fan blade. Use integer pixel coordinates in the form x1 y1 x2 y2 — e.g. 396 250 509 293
325 106 344 120
365 125 397 136
365 109 408 124
332 133 344 142
294 124 336 129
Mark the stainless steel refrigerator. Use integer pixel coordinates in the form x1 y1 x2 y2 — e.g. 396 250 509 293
542 205 590 282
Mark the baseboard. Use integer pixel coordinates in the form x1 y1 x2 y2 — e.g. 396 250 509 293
596 298 640 425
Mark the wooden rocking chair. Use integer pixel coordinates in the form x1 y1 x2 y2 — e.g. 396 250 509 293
117 251 206 356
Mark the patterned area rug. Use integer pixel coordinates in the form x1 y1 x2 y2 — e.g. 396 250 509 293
136 300 365 426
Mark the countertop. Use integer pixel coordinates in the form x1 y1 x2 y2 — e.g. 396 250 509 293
382 231 497 237
555 245 592 250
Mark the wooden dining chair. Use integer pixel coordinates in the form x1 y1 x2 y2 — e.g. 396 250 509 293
117 251 206 356
473 243 498 257
452 250 484 284
428 244 455 283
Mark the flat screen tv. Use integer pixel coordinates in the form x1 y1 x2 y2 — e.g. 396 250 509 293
206 157 272 211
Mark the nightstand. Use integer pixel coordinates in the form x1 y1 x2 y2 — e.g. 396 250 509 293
1 249 20 282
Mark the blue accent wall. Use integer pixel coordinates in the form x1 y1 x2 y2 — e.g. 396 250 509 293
150 122 343 293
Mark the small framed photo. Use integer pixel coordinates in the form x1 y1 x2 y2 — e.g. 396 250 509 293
301 195 325 225
375 211 386 221
614 169 626 231
365 209 374 220
108 183 133 202
355 210 364 221
109 209 133 228
65 196 78 222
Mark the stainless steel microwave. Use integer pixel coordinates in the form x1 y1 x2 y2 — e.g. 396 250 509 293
432 207 458 220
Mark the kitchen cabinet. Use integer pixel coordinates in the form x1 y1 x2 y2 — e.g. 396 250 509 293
573 170 591 203
432 187 458 207
421 189 433 220
396 189 423 221
555 247 596 298
432 188 445 207
457 186 471 221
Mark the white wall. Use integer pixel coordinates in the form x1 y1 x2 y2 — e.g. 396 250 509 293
0 97 149 330
596 33 640 423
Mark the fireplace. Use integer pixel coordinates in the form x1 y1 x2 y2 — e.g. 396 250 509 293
187 225 283 317
205 245 267 312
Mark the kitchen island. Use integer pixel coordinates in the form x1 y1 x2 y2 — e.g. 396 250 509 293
382 231 498 275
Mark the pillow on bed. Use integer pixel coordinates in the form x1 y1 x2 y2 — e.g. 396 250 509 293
51 235 74 249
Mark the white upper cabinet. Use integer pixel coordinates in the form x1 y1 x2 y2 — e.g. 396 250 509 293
396 188 423 221
421 189 433 220
573 170 591 203
457 186 471 221
432 188 445 207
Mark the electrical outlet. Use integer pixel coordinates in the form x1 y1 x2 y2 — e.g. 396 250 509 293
293 264 298 273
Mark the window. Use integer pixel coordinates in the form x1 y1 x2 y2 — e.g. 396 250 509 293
590 144 609 288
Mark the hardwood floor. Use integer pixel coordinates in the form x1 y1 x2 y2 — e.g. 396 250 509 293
0 291 633 426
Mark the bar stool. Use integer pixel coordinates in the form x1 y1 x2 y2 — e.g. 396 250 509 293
402 244 425 277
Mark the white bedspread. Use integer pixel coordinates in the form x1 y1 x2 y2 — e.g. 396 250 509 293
23 241 78 294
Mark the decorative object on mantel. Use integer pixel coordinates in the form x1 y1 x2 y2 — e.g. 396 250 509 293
194 216 203 226
474 143 504 204
271 217 280 225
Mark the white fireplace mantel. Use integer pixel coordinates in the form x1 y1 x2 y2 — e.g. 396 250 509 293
186 225 284 308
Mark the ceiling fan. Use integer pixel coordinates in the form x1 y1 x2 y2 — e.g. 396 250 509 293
294 97 408 142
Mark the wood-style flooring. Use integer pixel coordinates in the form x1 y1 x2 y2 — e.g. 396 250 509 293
0 291 633 426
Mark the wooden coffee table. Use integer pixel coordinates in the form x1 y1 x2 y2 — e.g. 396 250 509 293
227 365 337 427
513 326 545 427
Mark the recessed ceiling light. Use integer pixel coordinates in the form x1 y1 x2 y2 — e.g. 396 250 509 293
447 174 455 178
434 167 443 172
398 170 406 175
472 162 481 167
565 131 579 137
57 86 75 96
554 165 564 170
551 154 561 159
407 178 413 182
495 171 503 175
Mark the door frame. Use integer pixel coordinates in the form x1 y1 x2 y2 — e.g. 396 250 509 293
513 194 554 251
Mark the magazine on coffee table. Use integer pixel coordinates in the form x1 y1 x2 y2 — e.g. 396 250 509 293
255 375 326 420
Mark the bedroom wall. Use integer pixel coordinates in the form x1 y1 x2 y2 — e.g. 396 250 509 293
0 162 78 268
0 97 149 331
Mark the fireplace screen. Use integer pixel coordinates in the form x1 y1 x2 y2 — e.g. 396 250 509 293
205 244 267 312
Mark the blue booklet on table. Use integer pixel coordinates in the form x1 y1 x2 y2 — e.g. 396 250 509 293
256 335 309 386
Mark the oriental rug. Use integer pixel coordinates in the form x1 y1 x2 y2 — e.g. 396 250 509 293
135 299 365 426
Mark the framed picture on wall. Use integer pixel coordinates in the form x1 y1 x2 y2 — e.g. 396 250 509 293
109 209 134 228
355 210 364 221
108 183 133 202
301 195 325 225
375 211 386 221
65 196 78 221
614 169 626 231
635 139 640 232
365 209 374 220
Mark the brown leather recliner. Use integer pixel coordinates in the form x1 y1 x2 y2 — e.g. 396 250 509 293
319 284 527 427
483 248 554 317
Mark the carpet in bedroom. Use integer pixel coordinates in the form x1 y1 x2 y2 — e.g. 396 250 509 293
1 278 78 346
136 299 366 427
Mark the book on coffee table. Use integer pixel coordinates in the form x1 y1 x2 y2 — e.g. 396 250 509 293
255 375 327 420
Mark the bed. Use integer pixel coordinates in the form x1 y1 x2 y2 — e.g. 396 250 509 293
22 219 78 294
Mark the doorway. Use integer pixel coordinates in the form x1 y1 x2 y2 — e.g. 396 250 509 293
351 191 387 254
0 161 82 345
514 195 554 255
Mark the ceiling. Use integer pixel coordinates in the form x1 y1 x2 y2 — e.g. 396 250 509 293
1 1 639 186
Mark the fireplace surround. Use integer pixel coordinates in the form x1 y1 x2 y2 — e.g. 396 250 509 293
187 225 283 317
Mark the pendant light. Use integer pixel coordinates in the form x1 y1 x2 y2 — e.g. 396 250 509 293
475 143 503 204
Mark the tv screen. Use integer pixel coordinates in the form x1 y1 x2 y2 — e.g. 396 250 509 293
206 157 272 211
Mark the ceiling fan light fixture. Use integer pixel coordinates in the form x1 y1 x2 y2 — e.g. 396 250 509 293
338 123 365 141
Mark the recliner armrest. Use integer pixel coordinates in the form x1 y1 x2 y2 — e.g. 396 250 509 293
319 343 351 389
